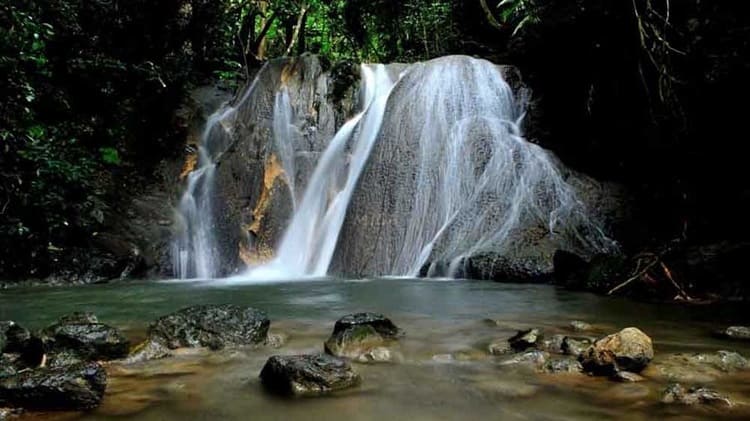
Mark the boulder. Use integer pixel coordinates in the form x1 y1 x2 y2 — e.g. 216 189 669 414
331 313 400 338
715 326 750 341
460 252 550 282
259 354 361 397
41 316 130 363
580 327 653 375
324 313 400 362
0 362 107 410
661 384 732 407
148 304 270 350
508 328 543 351
543 358 583 374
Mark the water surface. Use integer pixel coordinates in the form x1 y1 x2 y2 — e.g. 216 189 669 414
1 279 749 420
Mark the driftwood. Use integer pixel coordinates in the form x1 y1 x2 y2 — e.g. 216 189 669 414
607 239 693 301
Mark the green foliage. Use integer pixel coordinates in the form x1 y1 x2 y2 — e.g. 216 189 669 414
498 0 541 35
99 147 121 165
0 1 225 277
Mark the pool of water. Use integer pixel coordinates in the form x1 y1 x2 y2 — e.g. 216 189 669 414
2 278 749 420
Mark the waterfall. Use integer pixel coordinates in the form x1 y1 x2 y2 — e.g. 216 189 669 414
172 65 267 279
174 55 614 281
236 64 397 280
332 56 615 277
272 88 299 208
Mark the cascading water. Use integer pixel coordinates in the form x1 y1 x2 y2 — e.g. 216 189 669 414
272 88 299 207
342 56 616 277
172 66 267 279
175 55 614 282
237 64 396 280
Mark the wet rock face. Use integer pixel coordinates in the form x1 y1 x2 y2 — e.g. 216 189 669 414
324 313 400 362
0 362 107 410
331 56 622 278
212 54 362 269
148 304 270 350
661 384 732 407
260 354 361 397
460 252 550 283
580 327 654 375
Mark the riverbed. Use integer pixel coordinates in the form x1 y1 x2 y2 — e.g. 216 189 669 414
2 278 749 420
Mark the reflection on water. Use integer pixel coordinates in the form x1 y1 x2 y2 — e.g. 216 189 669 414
1 279 750 420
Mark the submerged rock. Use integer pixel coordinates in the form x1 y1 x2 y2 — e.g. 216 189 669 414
580 327 653 375
543 358 583 374
124 340 171 364
661 383 733 407
540 334 567 354
508 328 543 351
715 326 750 341
260 354 361 397
500 351 549 369
0 362 107 410
647 350 748 383
57 312 99 325
488 339 513 356
569 321 592 332
148 304 270 350
561 336 594 358
324 313 400 362
611 371 645 383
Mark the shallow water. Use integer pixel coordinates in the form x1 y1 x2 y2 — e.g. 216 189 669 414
1 278 749 420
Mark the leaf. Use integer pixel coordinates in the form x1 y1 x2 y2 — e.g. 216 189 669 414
100 147 121 165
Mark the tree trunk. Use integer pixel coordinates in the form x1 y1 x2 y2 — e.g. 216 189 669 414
284 4 310 56
297 9 309 55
